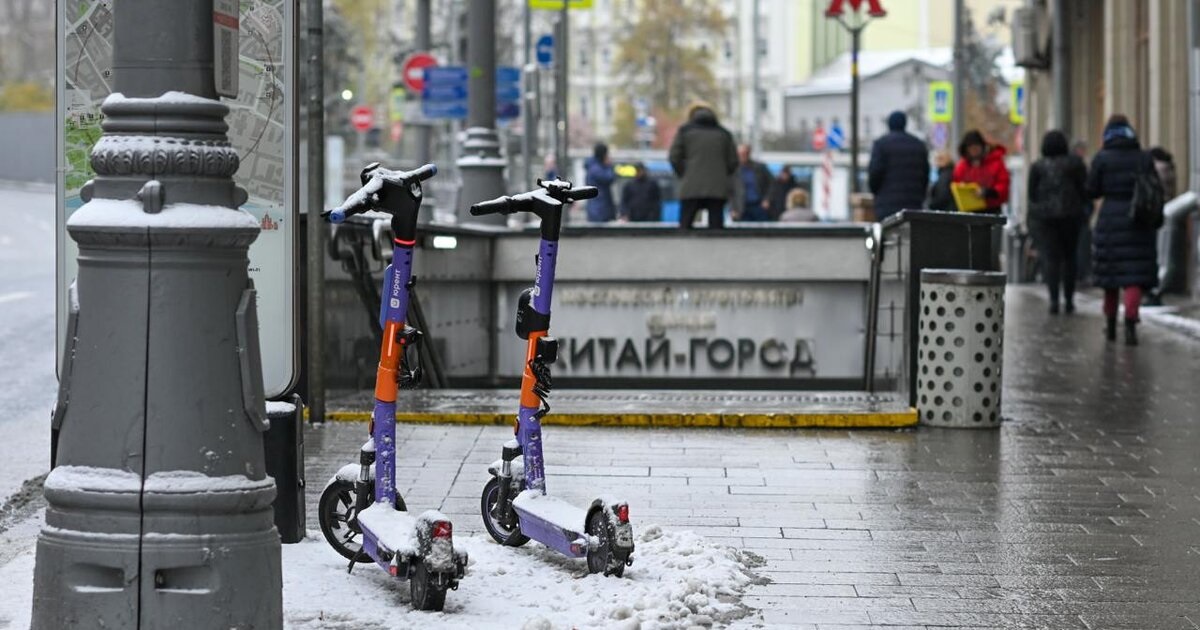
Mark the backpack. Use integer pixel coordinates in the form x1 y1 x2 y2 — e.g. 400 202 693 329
1028 158 1073 220
1129 152 1165 229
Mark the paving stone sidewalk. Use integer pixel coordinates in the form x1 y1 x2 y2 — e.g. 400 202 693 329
303 287 1200 629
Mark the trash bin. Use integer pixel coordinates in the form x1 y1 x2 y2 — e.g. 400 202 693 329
264 395 306 543
917 269 1005 428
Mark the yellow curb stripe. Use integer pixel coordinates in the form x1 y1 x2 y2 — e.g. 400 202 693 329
319 409 918 429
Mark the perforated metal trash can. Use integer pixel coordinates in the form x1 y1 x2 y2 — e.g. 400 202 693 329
918 269 1005 428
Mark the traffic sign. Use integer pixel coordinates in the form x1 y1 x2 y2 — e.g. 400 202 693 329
931 122 948 150
496 65 522 120
350 105 373 131
529 0 593 9
535 34 554 67
422 66 468 120
390 87 405 122
828 123 845 150
1009 80 1026 125
812 126 827 151
928 81 953 123
401 52 438 92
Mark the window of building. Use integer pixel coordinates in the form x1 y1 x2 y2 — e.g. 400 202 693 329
581 96 589 118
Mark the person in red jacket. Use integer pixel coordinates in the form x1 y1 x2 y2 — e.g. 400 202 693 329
952 130 1010 213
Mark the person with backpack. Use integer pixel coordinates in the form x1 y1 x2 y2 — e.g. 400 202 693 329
1027 130 1088 314
1087 114 1164 345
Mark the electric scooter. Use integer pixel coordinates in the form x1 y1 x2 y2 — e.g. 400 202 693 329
472 179 635 576
316 162 467 610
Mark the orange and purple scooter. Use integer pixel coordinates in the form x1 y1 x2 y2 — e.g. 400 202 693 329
472 179 635 576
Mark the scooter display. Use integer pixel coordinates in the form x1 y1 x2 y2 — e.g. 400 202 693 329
316 162 467 610
473 179 635 576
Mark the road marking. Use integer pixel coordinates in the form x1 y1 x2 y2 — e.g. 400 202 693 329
314 408 920 429
0 292 33 305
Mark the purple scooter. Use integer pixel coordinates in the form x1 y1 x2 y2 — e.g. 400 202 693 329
472 179 635 576
316 163 467 610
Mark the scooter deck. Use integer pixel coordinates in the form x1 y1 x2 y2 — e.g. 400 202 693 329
512 490 590 558
358 503 464 573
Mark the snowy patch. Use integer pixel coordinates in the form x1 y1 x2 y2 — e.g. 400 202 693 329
68 198 259 230
105 91 223 107
512 490 587 533
143 470 274 494
282 526 758 629
43 465 140 494
265 401 296 416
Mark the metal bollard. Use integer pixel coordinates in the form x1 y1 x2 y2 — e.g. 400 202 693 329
917 269 1005 428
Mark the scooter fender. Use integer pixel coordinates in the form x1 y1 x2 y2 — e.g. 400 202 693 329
327 462 375 489
586 498 636 555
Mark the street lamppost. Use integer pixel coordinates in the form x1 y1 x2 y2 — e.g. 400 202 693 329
824 0 887 195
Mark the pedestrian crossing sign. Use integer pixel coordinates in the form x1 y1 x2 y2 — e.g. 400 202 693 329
1010 80 1026 125
929 81 953 123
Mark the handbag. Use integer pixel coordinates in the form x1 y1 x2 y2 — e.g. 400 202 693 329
1129 153 1165 229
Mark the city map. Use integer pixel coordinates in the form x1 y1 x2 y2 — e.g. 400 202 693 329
58 0 296 396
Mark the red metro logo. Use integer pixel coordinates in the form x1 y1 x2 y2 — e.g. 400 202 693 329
825 0 887 17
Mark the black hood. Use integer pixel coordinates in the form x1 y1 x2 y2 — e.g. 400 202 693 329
690 107 718 126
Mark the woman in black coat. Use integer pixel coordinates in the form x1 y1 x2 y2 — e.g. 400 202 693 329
1087 115 1159 345
1028 130 1087 314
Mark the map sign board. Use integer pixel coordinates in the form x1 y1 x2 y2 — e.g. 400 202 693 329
56 0 298 397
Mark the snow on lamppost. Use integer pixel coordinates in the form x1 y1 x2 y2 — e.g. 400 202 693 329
825 0 887 195
32 1 282 627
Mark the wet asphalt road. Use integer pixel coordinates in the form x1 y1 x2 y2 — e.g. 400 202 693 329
0 186 55 502
305 286 1200 629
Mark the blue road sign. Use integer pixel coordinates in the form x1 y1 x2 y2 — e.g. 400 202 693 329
422 65 468 120
828 123 845 150
536 35 554 66
496 65 521 121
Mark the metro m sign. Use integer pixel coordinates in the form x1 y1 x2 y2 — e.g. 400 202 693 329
825 0 887 17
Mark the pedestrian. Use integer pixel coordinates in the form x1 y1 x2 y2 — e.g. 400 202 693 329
766 166 798 221
618 162 662 222
543 155 558 182
1149 147 1177 199
1027 130 1088 315
583 142 616 222
927 151 955 211
778 188 817 222
1088 115 1161 345
668 102 738 230
733 144 773 221
867 110 930 220
951 130 1010 214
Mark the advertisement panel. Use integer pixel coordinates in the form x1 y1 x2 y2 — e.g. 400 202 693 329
56 0 297 397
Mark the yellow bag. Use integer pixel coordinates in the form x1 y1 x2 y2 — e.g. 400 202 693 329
951 182 987 212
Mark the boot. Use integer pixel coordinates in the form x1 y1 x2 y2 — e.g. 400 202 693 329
1124 319 1138 346
1105 317 1117 342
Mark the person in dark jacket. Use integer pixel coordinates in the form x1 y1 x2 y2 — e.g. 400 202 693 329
619 162 662 222
1088 114 1160 345
927 151 955 211
669 102 738 229
1027 130 1088 314
734 144 774 221
583 142 616 222
766 166 798 221
868 110 931 220
952 130 1010 213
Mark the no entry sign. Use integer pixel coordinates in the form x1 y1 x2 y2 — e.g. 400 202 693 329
401 52 439 92
350 105 373 131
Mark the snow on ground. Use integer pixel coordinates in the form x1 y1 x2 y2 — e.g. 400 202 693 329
283 525 760 630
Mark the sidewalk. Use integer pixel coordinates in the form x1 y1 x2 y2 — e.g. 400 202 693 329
298 286 1200 629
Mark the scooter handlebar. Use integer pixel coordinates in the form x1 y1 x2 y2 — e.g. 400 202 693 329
470 195 521 216
566 186 599 202
321 163 439 223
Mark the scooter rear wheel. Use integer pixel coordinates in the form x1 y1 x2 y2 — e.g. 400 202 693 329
318 479 370 562
585 509 624 577
481 477 530 547
409 563 447 612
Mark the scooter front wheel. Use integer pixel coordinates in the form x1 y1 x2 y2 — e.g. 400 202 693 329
409 563 447 612
480 477 530 547
585 509 624 577
318 479 370 562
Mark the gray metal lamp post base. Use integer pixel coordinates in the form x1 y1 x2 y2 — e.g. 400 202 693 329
32 0 282 626
458 127 508 224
